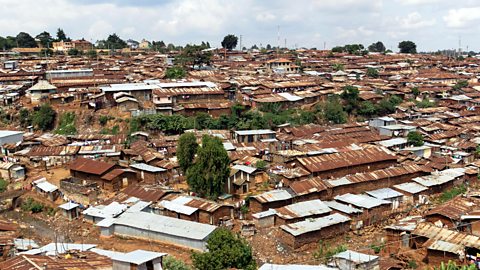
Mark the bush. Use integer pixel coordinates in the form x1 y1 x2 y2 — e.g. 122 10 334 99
32 104 55 131
0 178 8 192
439 185 467 203
255 160 267 170
55 112 77 135
21 198 44 213
313 241 347 264
163 256 190 270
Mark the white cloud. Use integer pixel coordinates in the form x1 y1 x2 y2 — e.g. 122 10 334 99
443 7 480 28
397 12 436 29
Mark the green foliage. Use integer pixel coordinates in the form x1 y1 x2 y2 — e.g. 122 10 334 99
32 104 56 131
255 160 267 170
408 260 418 269
165 66 187 79
99 115 114 126
376 95 402 115
398 40 417 54
411 87 420 97
332 63 345 71
0 36 17 50
331 44 364 54
438 185 467 203
163 256 191 270
175 44 212 68
21 198 44 213
97 33 127 50
313 240 347 264
358 101 377 117
55 112 76 135
35 31 54 48
370 242 385 253
0 179 8 193
177 132 198 173
191 228 256 270
368 41 386 52
366 67 379 78
407 131 424 147
87 49 97 58
340 85 360 114
19 109 32 128
16 32 37 48
416 98 435 108
453 80 469 91
68 48 80 56
321 96 347 124
434 260 476 270
221 34 238 50
187 135 230 199
56 28 70 42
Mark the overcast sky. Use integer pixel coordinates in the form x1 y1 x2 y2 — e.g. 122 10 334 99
1 0 480 52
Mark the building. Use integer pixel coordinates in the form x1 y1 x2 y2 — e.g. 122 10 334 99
0 131 23 147
275 199 332 225
279 213 351 248
110 250 166 270
58 201 80 220
250 189 295 213
101 168 138 191
265 58 299 74
28 80 57 105
69 157 117 189
97 211 217 251
331 250 380 270
0 162 24 181
52 39 93 52
32 177 59 201
46 69 94 80
130 163 168 185
226 164 264 195
232 129 276 143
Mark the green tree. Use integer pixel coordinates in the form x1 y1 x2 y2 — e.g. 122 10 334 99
67 48 80 56
32 104 55 131
321 96 347 124
163 256 191 270
104 33 127 50
87 49 97 58
176 44 212 68
416 98 435 108
221 34 238 50
358 101 377 117
434 260 476 270
0 179 8 193
191 228 256 270
35 31 53 48
407 131 424 147
165 66 187 79
16 32 37 48
55 112 77 135
453 80 469 91
56 28 70 41
340 85 360 114
0 36 16 50
177 132 198 173
332 63 345 71
411 87 420 97
331 46 345 53
398 40 417 54
19 108 32 128
368 41 386 52
344 44 364 54
186 135 230 199
366 67 379 78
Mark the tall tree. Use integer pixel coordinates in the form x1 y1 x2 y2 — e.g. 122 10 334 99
221 34 238 50
192 228 256 270
16 32 37 48
368 41 386 52
186 135 230 199
177 132 198 173
105 33 127 49
35 31 53 48
340 85 360 114
407 131 424 147
56 28 70 42
175 44 212 68
32 104 56 131
398 41 417 54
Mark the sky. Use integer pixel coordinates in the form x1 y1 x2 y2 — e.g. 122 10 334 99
1 0 480 52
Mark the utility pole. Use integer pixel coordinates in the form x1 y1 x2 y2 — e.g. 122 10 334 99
239 35 243 51
277 25 280 57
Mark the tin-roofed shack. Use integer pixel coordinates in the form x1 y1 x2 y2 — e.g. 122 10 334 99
69 157 118 190
250 189 295 213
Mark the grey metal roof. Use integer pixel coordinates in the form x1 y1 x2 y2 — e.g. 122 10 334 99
234 129 275 136
232 164 257 174
333 250 378 264
280 213 351 236
82 202 127 219
334 193 390 209
14 238 39 250
252 209 277 219
377 137 408 148
158 200 197 215
365 188 404 200
259 264 337 270
276 199 331 219
412 168 465 187
21 243 96 256
0 130 23 138
112 250 167 265
130 163 166 172
33 178 58 193
427 240 463 254
254 189 294 203
324 201 363 215
58 202 79 211
393 182 428 194
113 211 217 240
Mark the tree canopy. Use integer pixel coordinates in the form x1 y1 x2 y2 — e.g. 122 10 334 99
366 67 379 78
186 135 230 199
221 34 238 50
320 96 347 124
398 40 417 54
175 44 212 68
16 32 37 48
56 28 71 42
165 66 186 79
98 33 127 50
407 131 424 147
368 41 386 52
32 104 56 131
36 31 54 48
340 85 360 114
191 228 256 270
177 132 198 173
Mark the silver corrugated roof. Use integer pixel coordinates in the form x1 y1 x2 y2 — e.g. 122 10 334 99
334 193 390 209
280 213 350 236
333 250 378 264
365 188 404 200
276 199 331 219
393 182 428 194
324 201 363 215
130 163 166 172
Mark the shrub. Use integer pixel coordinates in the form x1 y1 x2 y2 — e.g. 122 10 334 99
21 198 44 213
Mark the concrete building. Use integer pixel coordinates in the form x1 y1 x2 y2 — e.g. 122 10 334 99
28 80 57 105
